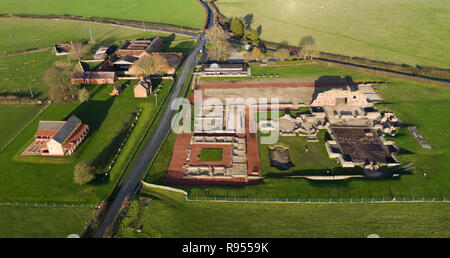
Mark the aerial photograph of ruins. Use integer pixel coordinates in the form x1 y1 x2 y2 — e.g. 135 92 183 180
0 0 448 249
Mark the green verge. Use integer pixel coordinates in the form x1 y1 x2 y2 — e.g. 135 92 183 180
116 186 450 238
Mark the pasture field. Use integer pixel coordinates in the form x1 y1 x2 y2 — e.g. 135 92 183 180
144 62 450 200
0 51 61 99
0 0 206 29
0 18 188 53
0 78 172 203
0 104 43 148
116 187 450 238
216 0 450 68
0 205 95 238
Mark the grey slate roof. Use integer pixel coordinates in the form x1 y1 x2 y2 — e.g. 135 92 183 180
52 115 81 143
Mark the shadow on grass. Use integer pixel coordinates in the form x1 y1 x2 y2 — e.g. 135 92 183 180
164 40 196 55
139 187 183 209
264 167 364 178
66 97 115 133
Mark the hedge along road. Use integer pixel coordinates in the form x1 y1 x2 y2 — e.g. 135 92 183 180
92 36 206 238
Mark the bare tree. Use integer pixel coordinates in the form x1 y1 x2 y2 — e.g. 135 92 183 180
243 51 253 63
44 62 78 103
274 48 291 61
133 53 170 77
299 36 319 60
205 25 232 61
251 47 265 62
69 41 89 61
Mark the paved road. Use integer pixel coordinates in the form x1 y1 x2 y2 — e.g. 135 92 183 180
92 1 214 238
92 37 206 238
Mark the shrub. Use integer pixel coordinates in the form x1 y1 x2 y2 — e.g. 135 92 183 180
73 162 96 185
78 88 89 102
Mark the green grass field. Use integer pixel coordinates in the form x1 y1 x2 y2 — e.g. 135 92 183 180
0 205 95 238
144 62 450 201
0 51 62 98
200 148 223 161
0 78 172 203
116 187 450 238
216 0 450 68
0 104 43 148
0 18 188 53
0 0 206 29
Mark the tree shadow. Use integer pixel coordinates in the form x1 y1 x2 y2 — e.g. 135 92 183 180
156 33 176 43
256 25 262 36
299 36 315 47
243 14 254 29
0 91 43 99
164 40 196 55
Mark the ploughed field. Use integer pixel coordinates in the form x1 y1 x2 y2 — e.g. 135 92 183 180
216 0 450 68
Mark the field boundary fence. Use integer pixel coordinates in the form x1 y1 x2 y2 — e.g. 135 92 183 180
0 201 98 208
187 195 449 204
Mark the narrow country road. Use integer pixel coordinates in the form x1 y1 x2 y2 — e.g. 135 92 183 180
92 1 213 238
92 37 206 238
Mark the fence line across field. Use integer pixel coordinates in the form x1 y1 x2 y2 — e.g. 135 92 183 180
0 201 99 208
188 195 448 203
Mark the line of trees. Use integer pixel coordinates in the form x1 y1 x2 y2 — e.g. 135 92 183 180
205 25 233 61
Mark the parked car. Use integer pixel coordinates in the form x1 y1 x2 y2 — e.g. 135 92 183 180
290 50 298 56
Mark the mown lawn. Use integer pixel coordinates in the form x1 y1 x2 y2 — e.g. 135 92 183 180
216 0 450 68
0 104 43 148
0 0 206 29
200 148 223 161
0 18 189 53
0 205 95 238
0 78 172 203
116 187 450 238
144 62 450 200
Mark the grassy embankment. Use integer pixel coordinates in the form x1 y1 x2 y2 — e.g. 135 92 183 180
116 186 450 238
